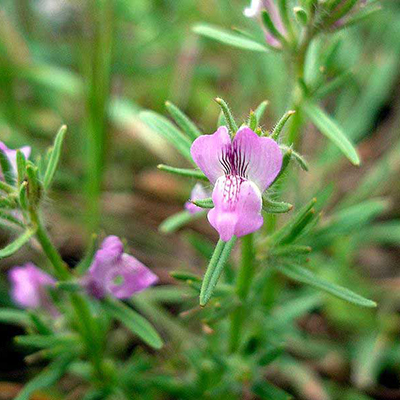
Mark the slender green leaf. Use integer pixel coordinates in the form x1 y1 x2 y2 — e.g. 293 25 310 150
165 101 202 141
279 145 309 171
15 355 74 400
0 308 31 326
159 210 206 234
303 100 360 165
103 298 163 349
193 24 269 53
276 264 377 307
140 111 192 161
0 229 36 259
192 197 214 209
253 380 293 400
157 164 208 181
200 237 237 306
43 125 67 189
15 334 78 349
0 210 25 228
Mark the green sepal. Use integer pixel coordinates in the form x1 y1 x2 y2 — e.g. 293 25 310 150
254 100 269 124
215 97 238 135
191 197 214 209
263 197 293 214
294 6 308 25
16 150 27 186
26 164 42 207
248 111 258 131
43 125 67 189
270 110 296 140
279 145 308 171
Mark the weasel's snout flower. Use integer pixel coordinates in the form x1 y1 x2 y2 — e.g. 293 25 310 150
0 141 31 176
9 263 56 310
84 236 158 299
191 126 282 241
185 183 210 214
244 0 286 48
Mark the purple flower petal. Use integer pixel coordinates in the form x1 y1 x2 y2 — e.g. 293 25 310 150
190 126 231 184
9 263 55 310
208 177 263 241
85 236 158 299
185 183 210 214
233 127 282 192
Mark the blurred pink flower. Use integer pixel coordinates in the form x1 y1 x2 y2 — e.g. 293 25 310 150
191 126 282 241
185 183 210 214
9 263 56 311
244 0 286 48
84 236 158 299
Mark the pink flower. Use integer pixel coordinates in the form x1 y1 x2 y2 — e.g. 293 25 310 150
0 141 31 176
9 263 56 310
244 0 286 48
191 126 282 241
84 236 158 299
185 183 210 214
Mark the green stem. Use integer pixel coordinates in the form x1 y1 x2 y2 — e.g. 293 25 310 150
229 234 255 353
83 0 113 235
0 180 14 194
31 211 107 385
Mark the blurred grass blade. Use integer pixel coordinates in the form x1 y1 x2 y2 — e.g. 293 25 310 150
253 380 292 400
276 264 377 307
0 210 25 228
0 229 35 259
15 334 78 349
193 24 269 53
103 298 163 349
165 101 202 141
15 355 74 400
200 237 237 306
159 210 206 234
361 221 400 245
43 125 67 189
157 164 208 181
0 308 31 326
303 100 360 165
140 111 193 162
